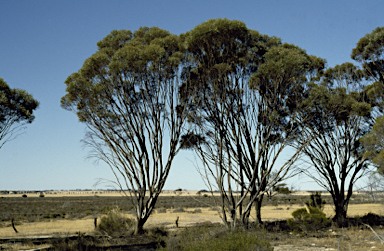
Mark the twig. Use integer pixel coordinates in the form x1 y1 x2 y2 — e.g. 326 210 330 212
362 223 384 245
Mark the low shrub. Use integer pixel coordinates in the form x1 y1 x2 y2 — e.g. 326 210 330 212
287 206 331 232
173 208 185 213
360 212 384 226
161 226 272 251
22 194 27 198
157 208 167 213
97 207 135 236
189 208 202 214
43 213 65 219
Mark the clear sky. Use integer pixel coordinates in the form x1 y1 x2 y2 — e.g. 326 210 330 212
0 0 383 191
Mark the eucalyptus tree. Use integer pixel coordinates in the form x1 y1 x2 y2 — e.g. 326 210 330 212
0 78 39 150
352 27 384 85
180 19 325 227
352 27 384 174
61 28 191 234
297 63 373 225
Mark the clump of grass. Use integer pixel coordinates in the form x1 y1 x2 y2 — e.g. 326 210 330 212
157 208 167 213
97 206 135 236
83 209 93 216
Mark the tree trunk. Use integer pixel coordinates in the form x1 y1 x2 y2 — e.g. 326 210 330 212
333 195 347 226
134 218 146 235
133 193 159 235
254 195 263 225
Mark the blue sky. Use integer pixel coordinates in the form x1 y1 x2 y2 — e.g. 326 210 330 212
0 0 383 191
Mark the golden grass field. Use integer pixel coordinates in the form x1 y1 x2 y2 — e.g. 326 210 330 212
0 203 383 238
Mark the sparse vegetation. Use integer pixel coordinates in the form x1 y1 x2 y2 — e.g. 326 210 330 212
161 225 273 251
0 192 383 250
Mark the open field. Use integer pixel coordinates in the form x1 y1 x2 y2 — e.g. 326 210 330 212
4 189 375 198
0 204 383 237
0 191 383 250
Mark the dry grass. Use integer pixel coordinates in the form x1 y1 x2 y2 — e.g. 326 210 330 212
271 227 384 251
1 191 383 250
256 203 384 221
0 218 95 237
0 242 50 251
1 203 382 238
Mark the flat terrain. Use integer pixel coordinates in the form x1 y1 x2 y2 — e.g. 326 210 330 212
0 191 383 250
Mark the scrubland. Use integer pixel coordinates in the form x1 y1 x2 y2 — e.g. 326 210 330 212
0 191 383 250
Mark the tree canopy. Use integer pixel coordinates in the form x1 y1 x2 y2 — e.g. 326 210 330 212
0 78 39 149
180 18 325 227
62 27 191 234
296 62 373 225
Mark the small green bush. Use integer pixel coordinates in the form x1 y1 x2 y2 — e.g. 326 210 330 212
287 206 331 232
97 207 135 236
39 193 45 198
22 194 27 198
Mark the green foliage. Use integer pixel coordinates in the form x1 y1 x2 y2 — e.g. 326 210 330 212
361 116 384 174
97 207 135 236
0 78 39 149
287 206 331 232
273 183 292 194
22 194 27 198
62 25 190 235
305 192 326 211
161 225 272 251
351 27 384 83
